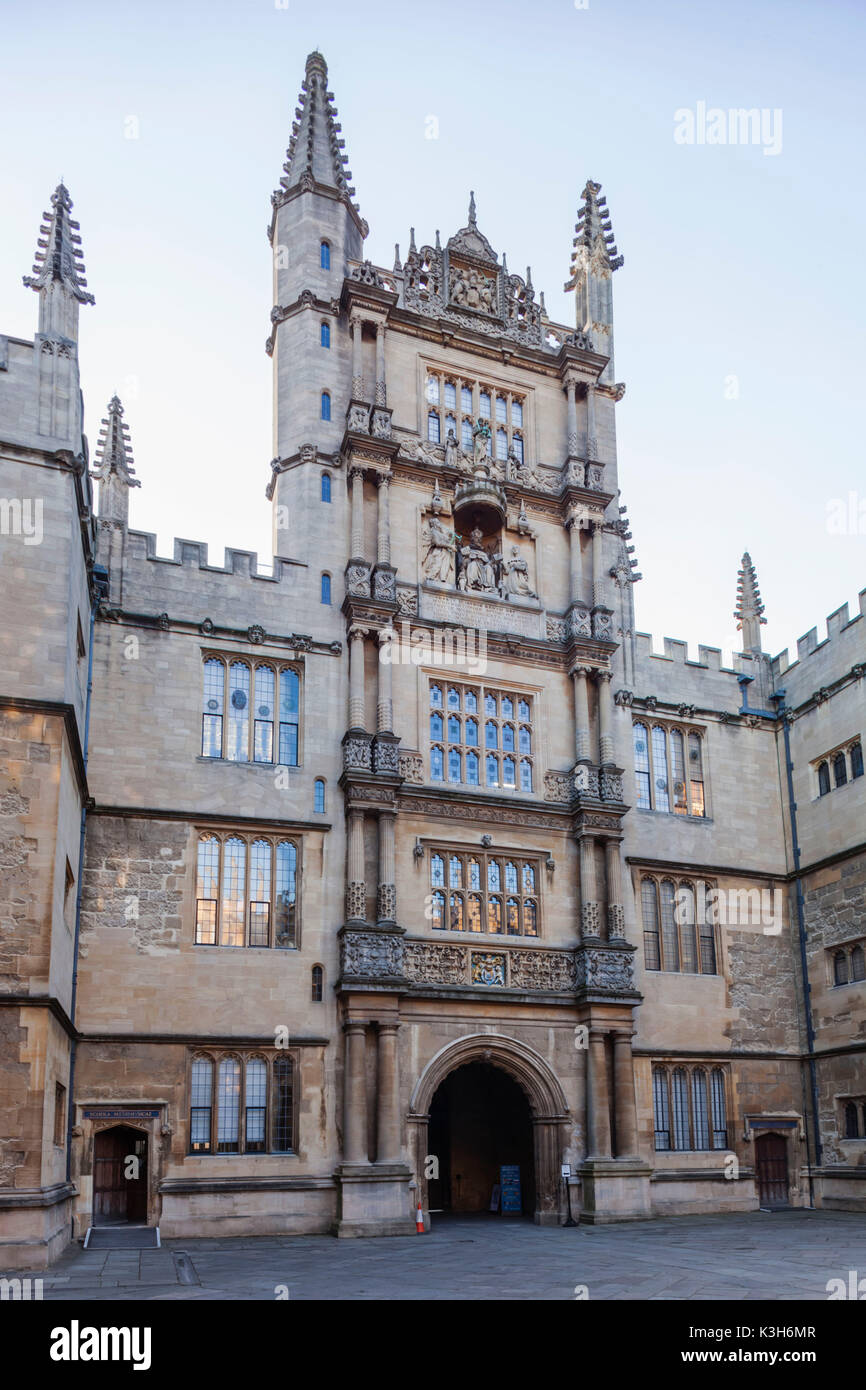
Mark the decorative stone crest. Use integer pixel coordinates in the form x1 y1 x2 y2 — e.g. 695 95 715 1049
575 944 636 995
471 952 506 987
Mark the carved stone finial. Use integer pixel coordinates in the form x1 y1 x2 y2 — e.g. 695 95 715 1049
23 181 95 307
468 190 477 227
91 396 140 489
734 551 767 654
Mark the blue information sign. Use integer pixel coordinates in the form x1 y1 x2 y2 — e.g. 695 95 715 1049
500 1164 522 1214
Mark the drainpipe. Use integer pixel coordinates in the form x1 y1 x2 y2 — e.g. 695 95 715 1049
771 687 821 1206
65 563 108 1218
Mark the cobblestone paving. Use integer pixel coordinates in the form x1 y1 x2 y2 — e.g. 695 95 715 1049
8 1210 866 1301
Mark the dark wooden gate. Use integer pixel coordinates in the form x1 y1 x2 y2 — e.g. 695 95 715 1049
755 1131 789 1208
93 1126 148 1225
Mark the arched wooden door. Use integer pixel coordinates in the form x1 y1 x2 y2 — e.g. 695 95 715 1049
93 1126 148 1225
755 1131 789 1208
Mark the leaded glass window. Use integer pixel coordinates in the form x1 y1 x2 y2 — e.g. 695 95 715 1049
430 848 540 937
633 720 707 817
195 832 300 950
202 659 300 766
429 680 534 792
640 876 718 975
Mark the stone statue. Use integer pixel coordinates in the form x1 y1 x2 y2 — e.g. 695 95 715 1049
457 527 500 594
444 427 458 470
451 267 495 313
472 417 492 466
422 514 456 585
503 545 537 599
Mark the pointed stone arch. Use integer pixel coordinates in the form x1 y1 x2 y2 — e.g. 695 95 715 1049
408 1033 570 1226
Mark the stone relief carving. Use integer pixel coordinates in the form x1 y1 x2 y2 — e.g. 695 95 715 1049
547 618 569 642
404 941 467 985
343 737 372 772
569 606 592 637
543 770 574 803
395 588 418 616
346 562 371 597
600 769 624 801
373 737 400 775
575 945 635 994
502 546 537 599
422 514 457 585
373 568 397 602
398 752 424 784
509 950 577 991
342 930 404 977
574 764 600 797
471 952 506 987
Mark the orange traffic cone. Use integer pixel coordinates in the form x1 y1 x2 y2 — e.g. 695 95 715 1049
415 1204 425 1234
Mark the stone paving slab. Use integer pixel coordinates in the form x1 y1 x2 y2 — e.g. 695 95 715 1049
6 1210 865 1301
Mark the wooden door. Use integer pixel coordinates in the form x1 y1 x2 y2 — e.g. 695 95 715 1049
755 1132 788 1208
93 1126 148 1225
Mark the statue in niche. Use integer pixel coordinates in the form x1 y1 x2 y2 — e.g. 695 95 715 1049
444 427 459 471
503 545 537 599
456 527 501 595
472 417 492 467
422 513 456 585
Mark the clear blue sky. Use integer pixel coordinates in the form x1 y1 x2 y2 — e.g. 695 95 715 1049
2 0 864 665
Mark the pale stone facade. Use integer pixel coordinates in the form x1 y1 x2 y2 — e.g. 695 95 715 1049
1 52 864 1266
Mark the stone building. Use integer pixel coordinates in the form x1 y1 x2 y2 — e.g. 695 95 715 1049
0 51 863 1267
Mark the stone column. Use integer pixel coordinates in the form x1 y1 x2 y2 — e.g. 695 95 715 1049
375 323 386 406
585 383 597 459
591 521 605 607
579 836 601 938
376 1022 401 1162
377 629 393 734
586 1029 612 1159
596 668 614 765
377 811 396 924
351 314 364 400
343 1019 369 1164
565 377 579 458
348 625 367 730
346 806 367 923
376 475 390 567
605 838 626 940
567 513 584 606
571 665 592 763
350 467 365 559
612 1031 639 1159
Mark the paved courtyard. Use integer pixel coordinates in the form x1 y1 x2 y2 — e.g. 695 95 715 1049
8 1209 866 1300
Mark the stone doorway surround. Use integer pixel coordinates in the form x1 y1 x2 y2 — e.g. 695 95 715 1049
408 1032 570 1227
71 1104 168 1239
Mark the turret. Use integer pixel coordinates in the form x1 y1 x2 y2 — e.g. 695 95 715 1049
564 180 622 381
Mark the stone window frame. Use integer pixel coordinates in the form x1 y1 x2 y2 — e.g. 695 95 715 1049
427 842 542 939
632 719 708 819
839 1096 866 1141
813 738 864 798
828 937 866 988
421 359 529 465
651 1062 730 1153
200 653 303 768
427 677 535 795
193 829 302 950
53 1081 67 1147
639 874 719 976
187 1048 298 1156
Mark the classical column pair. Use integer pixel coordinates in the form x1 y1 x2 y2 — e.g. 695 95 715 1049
343 1019 401 1165
585 1028 638 1160
562 379 596 461
571 665 614 766
345 807 396 926
350 316 387 405
348 623 393 735
578 835 626 942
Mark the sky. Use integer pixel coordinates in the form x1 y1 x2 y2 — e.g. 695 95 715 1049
1 0 864 666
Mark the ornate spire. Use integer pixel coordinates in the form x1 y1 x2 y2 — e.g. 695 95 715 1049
275 51 364 229
91 396 139 488
734 551 766 653
565 179 623 289
23 182 94 306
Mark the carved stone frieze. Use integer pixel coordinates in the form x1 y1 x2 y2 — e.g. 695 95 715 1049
404 941 467 985
397 795 565 830
508 950 576 991
600 769 624 802
373 736 400 775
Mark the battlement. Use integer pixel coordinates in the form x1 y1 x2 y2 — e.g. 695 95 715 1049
771 588 866 686
634 630 761 677
125 530 304 582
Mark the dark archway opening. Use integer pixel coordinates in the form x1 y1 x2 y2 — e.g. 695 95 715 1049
428 1061 535 1217
93 1125 148 1225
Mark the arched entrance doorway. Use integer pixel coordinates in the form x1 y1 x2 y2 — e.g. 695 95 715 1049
93 1125 148 1225
429 1062 535 1216
409 1033 570 1225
